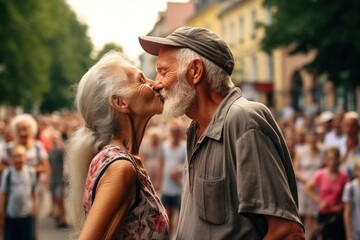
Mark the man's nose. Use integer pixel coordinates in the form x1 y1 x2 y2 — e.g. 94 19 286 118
151 80 163 91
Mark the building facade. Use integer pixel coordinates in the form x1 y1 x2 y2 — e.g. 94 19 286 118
140 0 358 114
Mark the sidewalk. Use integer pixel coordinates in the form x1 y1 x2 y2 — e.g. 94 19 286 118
38 190 73 240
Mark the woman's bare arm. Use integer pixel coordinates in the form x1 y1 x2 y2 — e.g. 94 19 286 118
79 160 137 240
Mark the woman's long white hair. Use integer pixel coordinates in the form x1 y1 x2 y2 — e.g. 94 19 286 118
65 50 131 232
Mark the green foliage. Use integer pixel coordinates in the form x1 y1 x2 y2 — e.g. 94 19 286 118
0 0 51 105
40 0 94 113
0 0 129 113
260 0 360 86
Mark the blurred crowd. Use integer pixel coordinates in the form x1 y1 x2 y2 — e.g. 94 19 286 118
0 107 359 240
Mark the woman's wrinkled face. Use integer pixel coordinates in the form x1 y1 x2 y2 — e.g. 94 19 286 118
16 121 33 143
120 62 164 116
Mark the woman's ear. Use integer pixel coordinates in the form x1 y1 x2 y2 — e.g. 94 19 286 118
109 95 130 113
189 58 204 85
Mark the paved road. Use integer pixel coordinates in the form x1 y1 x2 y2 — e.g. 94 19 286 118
38 190 73 240
39 216 72 240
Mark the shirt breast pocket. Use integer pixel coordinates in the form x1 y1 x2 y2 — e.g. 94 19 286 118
196 176 228 225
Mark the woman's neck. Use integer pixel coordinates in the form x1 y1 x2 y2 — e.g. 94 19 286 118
110 114 151 155
17 138 34 149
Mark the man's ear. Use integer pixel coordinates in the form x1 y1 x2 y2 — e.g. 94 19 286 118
189 58 204 85
109 95 130 113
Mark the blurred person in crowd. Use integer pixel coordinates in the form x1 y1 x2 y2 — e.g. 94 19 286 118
65 50 169 239
0 113 50 239
294 127 306 151
283 127 297 160
36 115 54 153
340 111 360 179
156 119 186 237
0 144 37 240
342 159 360 240
293 129 323 239
323 112 346 150
0 114 50 177
318 111 335 135
48 129 68 229
0 120 6 163
139 126 163 190
62 114 82 141
305 147 347 240
139 26 304 239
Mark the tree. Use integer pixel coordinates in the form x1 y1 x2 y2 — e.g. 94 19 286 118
40 0 93 113
0 0 52 106
0 0 94 112
260 0 360 89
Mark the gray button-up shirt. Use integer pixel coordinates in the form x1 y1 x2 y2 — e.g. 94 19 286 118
176 88 301 240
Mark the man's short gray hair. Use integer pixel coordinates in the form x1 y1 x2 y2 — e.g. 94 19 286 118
174 48 234 94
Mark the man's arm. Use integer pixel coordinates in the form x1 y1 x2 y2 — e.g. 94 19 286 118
264 215 305 240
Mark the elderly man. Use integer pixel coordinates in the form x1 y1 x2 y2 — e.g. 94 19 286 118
139 26 304 239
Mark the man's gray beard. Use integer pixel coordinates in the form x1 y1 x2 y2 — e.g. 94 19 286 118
161 69 196 121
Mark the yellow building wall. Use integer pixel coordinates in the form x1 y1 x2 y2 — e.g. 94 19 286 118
187 5 222 36
218 0 286 108
185 0 291 108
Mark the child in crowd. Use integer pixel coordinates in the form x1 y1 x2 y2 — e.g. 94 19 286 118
0 144 37 240
342 159 360 240
305 147 348 240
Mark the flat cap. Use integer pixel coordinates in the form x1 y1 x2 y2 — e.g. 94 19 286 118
139 26 235 75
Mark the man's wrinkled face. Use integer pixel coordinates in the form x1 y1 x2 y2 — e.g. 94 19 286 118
155 47 196 120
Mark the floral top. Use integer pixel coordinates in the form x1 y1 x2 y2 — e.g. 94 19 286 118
83 145 169 239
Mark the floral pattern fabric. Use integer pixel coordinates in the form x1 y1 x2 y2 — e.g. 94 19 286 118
83 144 169 239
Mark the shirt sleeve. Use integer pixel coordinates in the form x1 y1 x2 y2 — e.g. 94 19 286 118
0 168 9 193
37 141 49 162
236 128 300 222
312 170 322 187
342 182 352 203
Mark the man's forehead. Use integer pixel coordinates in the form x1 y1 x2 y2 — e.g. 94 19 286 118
156 49 178 68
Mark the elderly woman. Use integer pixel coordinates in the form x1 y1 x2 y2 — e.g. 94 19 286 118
65 50 169 239
0 113 49 177
0 113 50 240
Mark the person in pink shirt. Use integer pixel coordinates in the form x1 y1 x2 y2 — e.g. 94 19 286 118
305 146 348 239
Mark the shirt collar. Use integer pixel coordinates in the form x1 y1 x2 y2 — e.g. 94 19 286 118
187 87 242 142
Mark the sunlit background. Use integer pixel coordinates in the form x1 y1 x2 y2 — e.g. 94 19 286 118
1 1 360 239
1 0 359 116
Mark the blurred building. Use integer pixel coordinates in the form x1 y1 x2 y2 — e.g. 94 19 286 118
139 1 195 79
140 0 357 114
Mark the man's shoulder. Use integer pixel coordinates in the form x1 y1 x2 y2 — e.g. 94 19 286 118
231 97 269 113
227 97 274 125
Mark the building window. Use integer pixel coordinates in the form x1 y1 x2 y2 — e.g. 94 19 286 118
250 55 257 81
265 7 273 25
239 16 244 41
239 58 245 82
251 9 257 38
266 53 274 82
229 21 235 45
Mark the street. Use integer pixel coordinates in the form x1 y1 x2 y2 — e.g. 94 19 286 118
38 190 72 240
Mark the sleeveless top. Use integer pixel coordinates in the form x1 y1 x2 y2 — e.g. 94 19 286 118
83 145 169 239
